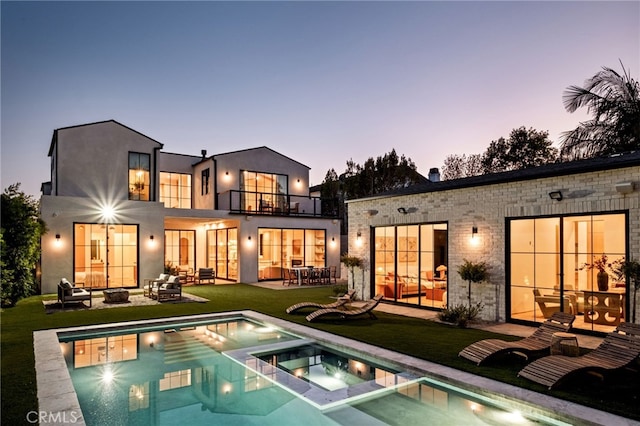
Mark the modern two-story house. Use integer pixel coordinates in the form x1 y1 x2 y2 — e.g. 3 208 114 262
39 120 341 295
346 151 640 335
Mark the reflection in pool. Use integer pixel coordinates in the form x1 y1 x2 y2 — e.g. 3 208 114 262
57 315 573 425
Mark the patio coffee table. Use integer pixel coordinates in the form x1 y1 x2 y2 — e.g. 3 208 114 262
103 288 130 303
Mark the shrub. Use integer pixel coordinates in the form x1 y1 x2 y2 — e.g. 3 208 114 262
437 302 484 328
332 284 348 297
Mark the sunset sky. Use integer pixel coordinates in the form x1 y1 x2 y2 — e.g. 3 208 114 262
2 1 638 196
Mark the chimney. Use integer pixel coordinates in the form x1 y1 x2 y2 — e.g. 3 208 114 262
428 167 440 182
201 149 207 158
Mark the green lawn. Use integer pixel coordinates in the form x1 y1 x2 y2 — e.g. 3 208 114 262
2 284 639 424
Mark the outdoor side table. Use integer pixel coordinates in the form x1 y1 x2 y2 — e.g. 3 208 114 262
550 332 579 356
103 288 130 303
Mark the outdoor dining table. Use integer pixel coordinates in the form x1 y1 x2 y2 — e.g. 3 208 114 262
290 266 330 285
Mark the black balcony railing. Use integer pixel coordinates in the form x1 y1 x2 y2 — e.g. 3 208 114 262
219 190 338 218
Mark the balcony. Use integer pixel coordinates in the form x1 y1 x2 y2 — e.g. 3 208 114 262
219 190 339 218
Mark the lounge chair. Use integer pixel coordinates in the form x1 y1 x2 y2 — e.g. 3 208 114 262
518 322 640 389
534 289 575 318
196 268 215 285
155 276 182 302
286 289 356 314
306 294 383 322
57 278 92 308
459 312 576 365
144 273 169 297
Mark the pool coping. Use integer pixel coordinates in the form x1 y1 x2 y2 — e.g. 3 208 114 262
34 311 638 426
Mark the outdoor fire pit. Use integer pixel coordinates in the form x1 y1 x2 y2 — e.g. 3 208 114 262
103 288 130 303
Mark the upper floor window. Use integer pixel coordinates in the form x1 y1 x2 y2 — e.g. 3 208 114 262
241 171 287 195
129 153 150 201
160 172 192 208
201 168 210 195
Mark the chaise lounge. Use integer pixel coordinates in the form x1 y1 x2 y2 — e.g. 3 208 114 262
286 289 356 314
459 312 575 365
306 294 383 322
518 322 640 389
57 278 92 308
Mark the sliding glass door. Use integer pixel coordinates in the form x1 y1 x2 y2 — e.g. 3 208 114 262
508 213 626 332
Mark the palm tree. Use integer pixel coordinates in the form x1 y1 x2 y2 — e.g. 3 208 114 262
560 61 640 160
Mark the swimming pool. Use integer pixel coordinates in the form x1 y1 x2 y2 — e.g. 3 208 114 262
35 311 627 425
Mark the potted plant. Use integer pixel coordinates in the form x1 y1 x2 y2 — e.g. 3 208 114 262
457 259 488 307
340 254 363 290
583 254 614 291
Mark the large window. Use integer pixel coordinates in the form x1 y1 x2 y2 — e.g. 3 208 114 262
160 172 192 208
257 228 325 280
373 223 448 309
509 213 626 332
128 152 150 201
240 171 287 212
74 223 138 288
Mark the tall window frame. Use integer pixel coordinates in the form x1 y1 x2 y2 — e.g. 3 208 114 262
240 170 288 212
73 223 138 288
507 212 627 332
201 168 210 195
128 152 150 201
164 229 195 272
373 223 448 309
206 227 238 281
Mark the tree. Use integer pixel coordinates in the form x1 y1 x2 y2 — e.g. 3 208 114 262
337 149 422 200
457 259 488 307
441 127 558 179
560 61 640 160
340 254 363 290
441 153 483 180
1 184 46 307
481 127 558 173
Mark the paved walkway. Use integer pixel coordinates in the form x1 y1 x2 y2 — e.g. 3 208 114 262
249 280 603 349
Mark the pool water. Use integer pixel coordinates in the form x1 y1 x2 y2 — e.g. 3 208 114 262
58 315 571 426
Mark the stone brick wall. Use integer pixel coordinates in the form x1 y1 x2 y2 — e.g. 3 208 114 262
347 165 640 323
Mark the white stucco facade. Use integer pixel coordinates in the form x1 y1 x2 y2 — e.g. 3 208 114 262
39 120 341 294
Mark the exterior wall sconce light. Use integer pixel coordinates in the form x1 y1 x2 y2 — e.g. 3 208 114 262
397 207 417 214
548 191 563 201
248 235 252 241
616 182 634 194
149 235 154 241
55 234 62 246
472 226 478 237
356 231 362 246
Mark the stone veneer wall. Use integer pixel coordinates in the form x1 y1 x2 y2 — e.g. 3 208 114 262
347 165 640 323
